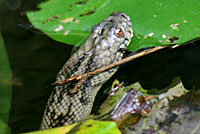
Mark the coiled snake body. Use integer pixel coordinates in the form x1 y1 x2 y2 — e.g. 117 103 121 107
40 12 133 129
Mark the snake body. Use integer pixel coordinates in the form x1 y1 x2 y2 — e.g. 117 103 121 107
40 12 133 129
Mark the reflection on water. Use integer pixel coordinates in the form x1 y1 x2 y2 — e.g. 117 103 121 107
7 0 21 10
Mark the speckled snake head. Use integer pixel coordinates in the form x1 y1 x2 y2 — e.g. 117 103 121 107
91 12 133 57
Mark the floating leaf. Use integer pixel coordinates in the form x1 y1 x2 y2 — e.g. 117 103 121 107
25 120 121 134
27 0 200 51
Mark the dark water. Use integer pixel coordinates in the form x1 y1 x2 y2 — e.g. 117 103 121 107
1 1 73 133
1 1 200 133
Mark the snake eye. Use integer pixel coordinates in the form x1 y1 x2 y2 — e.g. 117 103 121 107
114 27 124 37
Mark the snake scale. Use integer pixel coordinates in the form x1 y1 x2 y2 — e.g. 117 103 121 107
40 12 133 129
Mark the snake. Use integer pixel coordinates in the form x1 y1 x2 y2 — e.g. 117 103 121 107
40 12 133 129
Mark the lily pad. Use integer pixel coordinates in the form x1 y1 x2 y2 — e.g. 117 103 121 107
26 0 200 51
25 120 121 134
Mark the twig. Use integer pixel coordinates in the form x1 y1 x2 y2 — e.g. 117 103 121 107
70 75 88 93
56 46 167 85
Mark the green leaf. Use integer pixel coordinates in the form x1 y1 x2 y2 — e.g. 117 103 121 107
74 120 121 134
25 120 121 134
0 30 12 133
0 119 10 134
26 0 200 51
24 123 77 134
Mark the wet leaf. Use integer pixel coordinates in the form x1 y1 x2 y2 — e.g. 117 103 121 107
27 0 200 51
25 120 121 134
0 32 12 133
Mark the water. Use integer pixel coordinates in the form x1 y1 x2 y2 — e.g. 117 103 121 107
1 1 200 133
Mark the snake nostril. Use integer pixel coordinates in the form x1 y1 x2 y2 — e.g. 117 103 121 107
121 14 127 19
127 30 132 34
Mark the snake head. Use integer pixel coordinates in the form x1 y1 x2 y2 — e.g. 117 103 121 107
90 12 133 62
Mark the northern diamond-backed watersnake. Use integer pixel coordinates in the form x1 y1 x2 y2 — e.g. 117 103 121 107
40 12 133 129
